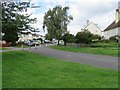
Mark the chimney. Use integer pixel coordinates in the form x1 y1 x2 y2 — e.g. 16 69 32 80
115 9 120 23
86 20 89 25
115 1 120 23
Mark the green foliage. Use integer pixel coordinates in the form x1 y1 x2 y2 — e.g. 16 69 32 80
92 34 101 40
62 33 75 46
3 29 18 46
109 35 120 42
43 5 73 45
100 39 110 43
90 42 118 48
75 30 102 44
45 33 52 41
2 1 36 45
75 30 94 44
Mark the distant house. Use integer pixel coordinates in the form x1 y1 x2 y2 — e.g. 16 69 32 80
18 31 33 42
103 8 120 39
18 31 41 42
82 21 102 36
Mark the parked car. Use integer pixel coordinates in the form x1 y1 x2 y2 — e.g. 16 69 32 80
33 40 40 45
44 40 51 43
26 41 35 46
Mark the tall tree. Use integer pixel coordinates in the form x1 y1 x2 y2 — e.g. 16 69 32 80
43 5 73 45
2 0 37 45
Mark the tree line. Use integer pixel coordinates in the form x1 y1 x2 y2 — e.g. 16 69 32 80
43 5 103 45
2 1 117 46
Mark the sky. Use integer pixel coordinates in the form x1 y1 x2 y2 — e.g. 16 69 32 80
18 0 119 35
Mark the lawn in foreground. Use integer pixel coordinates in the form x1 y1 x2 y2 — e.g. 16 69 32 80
2 51 118 88
50 45 118 56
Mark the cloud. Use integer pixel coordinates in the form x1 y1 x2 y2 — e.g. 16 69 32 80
89 10 115 30
23 0 120 35
66 1 119 34
30 13 45 34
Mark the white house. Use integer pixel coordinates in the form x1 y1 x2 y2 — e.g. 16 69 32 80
104 8 120 39
18 31 33 42
82 21 102 36
18 31 41 42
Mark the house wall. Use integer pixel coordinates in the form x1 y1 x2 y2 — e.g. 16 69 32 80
104 27 120 39
18 33 42 42
85 23 102 36
18 34 33 42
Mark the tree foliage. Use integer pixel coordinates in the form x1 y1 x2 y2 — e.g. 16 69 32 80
92 34 101 40
109 35 120 42
43 5 73 45
62 33 75 46
75 29 103 44
45 33 52 41
75 30 94 44
2 0 37 45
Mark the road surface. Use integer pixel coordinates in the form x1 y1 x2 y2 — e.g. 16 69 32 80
28 46 118 70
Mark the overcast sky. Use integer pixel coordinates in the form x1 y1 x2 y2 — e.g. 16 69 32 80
19 0 119 35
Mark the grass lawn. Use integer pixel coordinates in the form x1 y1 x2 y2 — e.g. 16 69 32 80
14 44 30 48
50 45 119 57
0 47 9 50
2 51 118 88
0 52 1 89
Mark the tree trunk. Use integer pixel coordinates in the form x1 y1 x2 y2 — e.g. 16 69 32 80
40 39 42 44
64 41 66 46
58 39 60 45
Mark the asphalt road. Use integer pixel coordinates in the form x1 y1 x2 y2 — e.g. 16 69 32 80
28 46 118 70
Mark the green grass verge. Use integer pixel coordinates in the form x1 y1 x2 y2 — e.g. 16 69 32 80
14 45 30 48
2 51 118 88
0 47 9 50
0 52 2 89
50 45 119 56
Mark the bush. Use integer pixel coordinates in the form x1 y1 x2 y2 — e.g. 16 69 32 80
62 33 75 46
92 34 101 41
99 40 110 43
3 29 19 46
75 30 94 44
90 41 118 48
109 35 120 42
17 42 25 45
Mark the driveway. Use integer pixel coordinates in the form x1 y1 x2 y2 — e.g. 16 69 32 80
28 46 118 70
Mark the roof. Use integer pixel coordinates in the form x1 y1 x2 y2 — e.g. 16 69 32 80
84 22 102 31
104 20 120 31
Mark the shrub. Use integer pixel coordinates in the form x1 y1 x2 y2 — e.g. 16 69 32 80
62 33 75 46
16 42 25 46
90 41 118 48
109 35 120 42
75 30 94 44
92 34 101 41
